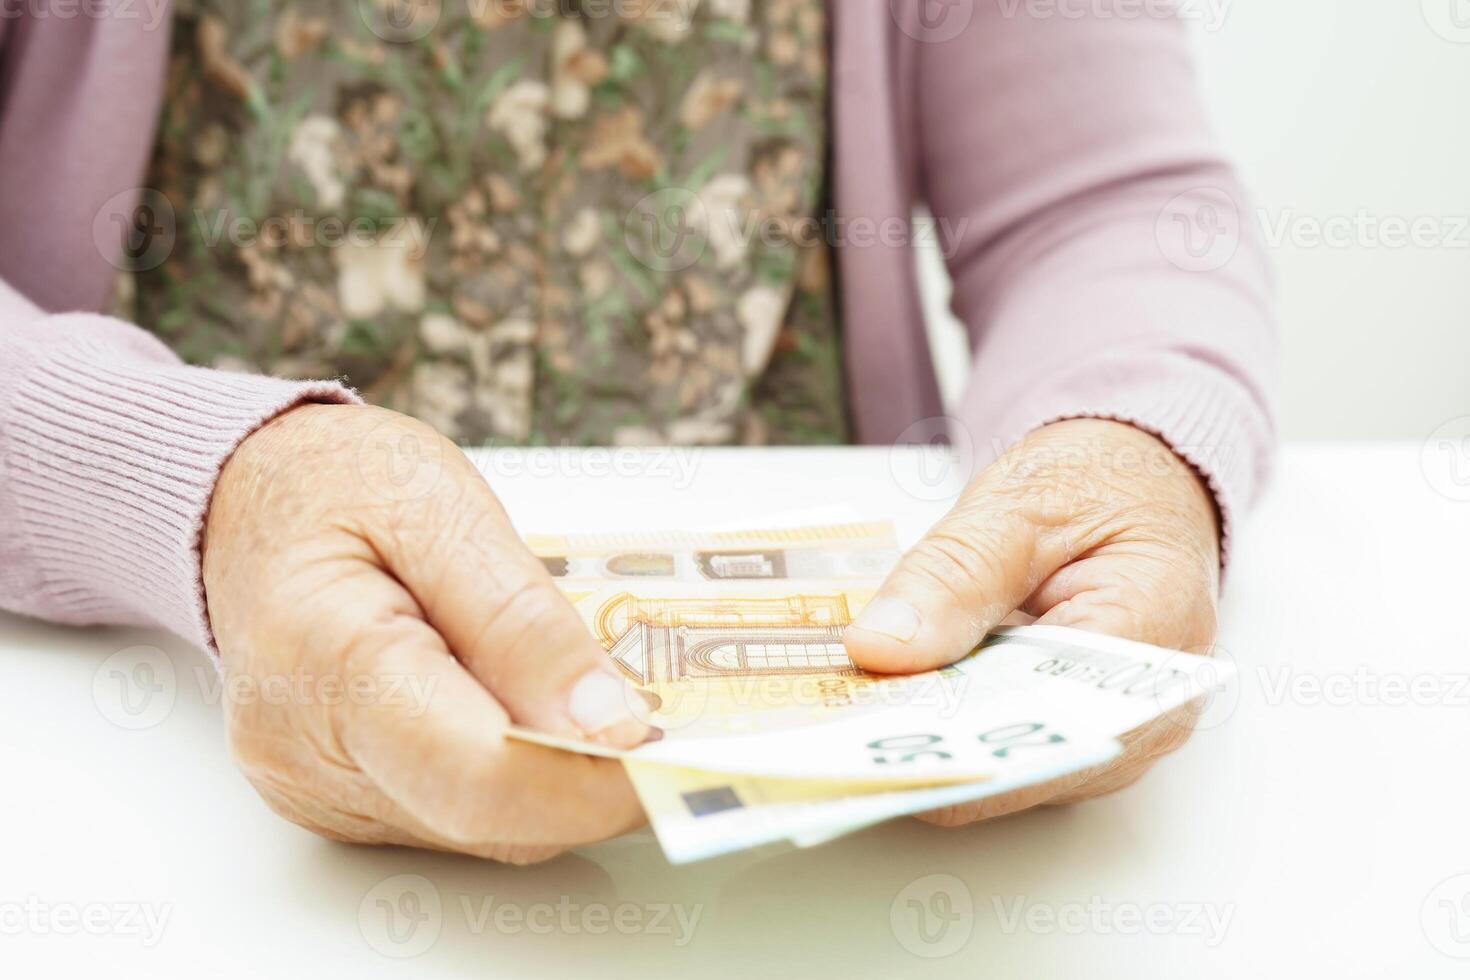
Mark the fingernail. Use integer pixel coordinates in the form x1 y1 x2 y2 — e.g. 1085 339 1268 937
568 668 642 738
852 599 922 643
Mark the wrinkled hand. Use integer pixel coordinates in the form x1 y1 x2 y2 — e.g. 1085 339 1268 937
202 404 650 864
844 419 1220 825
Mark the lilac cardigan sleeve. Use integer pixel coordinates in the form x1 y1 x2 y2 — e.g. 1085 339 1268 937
913 8 1277 558
0 287 357 651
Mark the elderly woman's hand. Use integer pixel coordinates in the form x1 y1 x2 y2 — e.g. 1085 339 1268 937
843 418 1220 825
201 404 649 863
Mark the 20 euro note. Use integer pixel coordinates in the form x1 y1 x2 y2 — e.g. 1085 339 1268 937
625 625 1232 862
526 521 901 584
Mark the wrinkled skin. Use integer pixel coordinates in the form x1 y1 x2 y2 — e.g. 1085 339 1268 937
844 418 1220 826
206 408 1216 860
203 404 651 865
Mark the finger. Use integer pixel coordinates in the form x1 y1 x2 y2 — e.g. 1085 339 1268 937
1028 550 1217 652
916 768 1092 827
844 490 1074 674
370 444 651 748
338 615 646 850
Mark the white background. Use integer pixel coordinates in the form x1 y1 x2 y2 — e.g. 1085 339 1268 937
918 0 1470 440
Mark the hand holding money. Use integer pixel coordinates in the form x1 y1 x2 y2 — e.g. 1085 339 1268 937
203 404 650 865
205 408 1225 865
845 418 1222 826
515 517 1230 863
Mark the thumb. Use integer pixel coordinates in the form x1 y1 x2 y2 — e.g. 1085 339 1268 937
374 460 651 750
844 497 1069 675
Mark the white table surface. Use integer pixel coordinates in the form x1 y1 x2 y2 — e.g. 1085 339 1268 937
2 444 1466 978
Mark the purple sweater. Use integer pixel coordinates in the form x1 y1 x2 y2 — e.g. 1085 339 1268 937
0 2 1276 652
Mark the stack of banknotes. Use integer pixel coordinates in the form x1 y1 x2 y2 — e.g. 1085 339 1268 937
509 522 1229 863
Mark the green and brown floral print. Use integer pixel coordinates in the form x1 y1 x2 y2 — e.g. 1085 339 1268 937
129 0 849 446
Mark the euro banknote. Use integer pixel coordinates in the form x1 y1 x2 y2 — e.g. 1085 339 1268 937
507 523 1232 862
627 625 1229 862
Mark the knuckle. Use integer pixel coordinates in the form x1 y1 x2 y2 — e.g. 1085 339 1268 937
905 520 1023 606
469 578 564 665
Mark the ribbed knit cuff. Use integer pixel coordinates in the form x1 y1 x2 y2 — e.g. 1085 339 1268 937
4 330 359 653
963 354 1276 572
